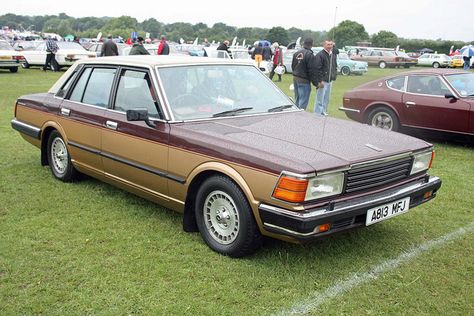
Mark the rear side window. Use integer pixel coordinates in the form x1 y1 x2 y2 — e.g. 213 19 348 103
387 76 406 91
69 67 116 107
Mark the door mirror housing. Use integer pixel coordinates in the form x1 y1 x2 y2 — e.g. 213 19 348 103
444 93 458 100
126 109 156 128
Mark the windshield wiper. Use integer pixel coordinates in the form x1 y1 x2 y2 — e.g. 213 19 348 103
212 107 253 117
267 104 295 112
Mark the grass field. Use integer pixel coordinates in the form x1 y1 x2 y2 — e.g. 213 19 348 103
0 66 473 315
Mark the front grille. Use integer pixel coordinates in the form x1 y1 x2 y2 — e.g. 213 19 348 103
344 156 413 194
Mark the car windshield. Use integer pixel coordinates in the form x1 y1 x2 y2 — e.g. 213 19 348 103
338 52 350 60
57 42 85 50
0 41 13 50
158 64 296 120
445 73 474 97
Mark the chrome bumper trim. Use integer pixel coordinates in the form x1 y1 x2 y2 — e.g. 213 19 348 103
338 106 360 113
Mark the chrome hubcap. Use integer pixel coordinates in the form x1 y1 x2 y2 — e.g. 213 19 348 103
51 137 68 174
371 112 393 130
204 190 239 245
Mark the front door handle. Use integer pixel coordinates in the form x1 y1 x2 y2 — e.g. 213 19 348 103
61 108 70 116
405 101 416 107
106 120 118 130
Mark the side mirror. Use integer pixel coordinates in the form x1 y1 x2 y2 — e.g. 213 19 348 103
126 109 156 128
444 93 458 100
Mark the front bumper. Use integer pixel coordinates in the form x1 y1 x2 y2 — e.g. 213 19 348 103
259 175 441 241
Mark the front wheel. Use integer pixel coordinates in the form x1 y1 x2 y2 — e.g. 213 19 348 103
195 175 262 257
47 130 78 181
341 66 351 76
9 67 18 73
379 61 387 69
432 62 440 68
367 106 399 131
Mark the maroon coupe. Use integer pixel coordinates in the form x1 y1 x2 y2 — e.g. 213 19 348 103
340 69 474 137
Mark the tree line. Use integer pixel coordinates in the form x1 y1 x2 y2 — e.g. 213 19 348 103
1 13 472 53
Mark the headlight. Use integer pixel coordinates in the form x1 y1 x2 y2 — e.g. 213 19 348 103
410 150 434 175
272 171 345 203
305 172 344 200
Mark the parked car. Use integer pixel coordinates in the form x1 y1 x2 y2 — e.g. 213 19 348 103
351 50 413 69
416 53 452 68
0 40 25 73
12 40 43 51
340 69 474 138
20 41 96 70
450 55 464 68
394 51 418 67
204 47 272 74
84 42 130 56
11 56 442 257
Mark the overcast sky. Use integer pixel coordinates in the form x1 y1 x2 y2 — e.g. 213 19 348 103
6 0 474 41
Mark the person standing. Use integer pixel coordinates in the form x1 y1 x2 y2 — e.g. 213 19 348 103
43 36 60 72
101 34 119 56
291 38 318 110
314 40 339 116
269 42 283 82
252 42 264 68
463 55 471 70
158 36 170 55
217 40 231 58
262 42 273 61
129 37 150 55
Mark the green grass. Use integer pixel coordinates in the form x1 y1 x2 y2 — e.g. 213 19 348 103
1 67 473 315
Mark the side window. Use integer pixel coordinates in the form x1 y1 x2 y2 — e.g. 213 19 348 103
114 69 160 118
407 75 450 96
69 67 116 107
56 68 80 98
387 76 406 91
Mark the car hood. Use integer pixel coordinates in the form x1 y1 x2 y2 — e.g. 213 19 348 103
173 111 431 174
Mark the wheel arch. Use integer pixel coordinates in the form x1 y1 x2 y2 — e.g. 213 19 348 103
182 162 257 233
40 122 68 166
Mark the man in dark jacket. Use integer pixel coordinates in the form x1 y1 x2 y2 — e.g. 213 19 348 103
101 35 119 56
129 37 150 55
291 38 318 110
314 40 339 115
217 40 232 58
43 36 60 71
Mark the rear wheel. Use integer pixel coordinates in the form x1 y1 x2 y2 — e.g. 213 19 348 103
195 175 262 257
47 130 78 181
9 67 18 73
341 66 351 76
367 106 399 131
432 62 440 68
379 61 387 69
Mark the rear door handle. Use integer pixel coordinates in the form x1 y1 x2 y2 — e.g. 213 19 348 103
106 120 118 130
61 108 70 116
405 101 416 107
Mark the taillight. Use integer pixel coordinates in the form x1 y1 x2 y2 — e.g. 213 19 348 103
13 55 25 61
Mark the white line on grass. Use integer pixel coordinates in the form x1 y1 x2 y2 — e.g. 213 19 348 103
277 221 474 316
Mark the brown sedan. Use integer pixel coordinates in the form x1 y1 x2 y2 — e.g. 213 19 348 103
340 69 474 138
351 50 414 69
12 57 441 257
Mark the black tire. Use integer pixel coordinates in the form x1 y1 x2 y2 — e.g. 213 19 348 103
9 67 18 73
47 130 78 182
341 66 351 76
379 61 387 69
432 62 440 68
21 61 29 69
367 106 400 131
194 175 262 257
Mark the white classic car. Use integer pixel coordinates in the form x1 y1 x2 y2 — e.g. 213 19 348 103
417 53 453 68
21 41 96 70
0 40 25 73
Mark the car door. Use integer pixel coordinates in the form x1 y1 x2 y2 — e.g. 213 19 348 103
101 67 171 199
402 74 470 133
417 54 429 66
59 65 117 176
25 42 47 65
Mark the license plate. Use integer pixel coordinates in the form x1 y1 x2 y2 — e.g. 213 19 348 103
366 197 410 226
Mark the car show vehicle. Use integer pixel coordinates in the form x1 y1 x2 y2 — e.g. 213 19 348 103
0 40 25 73
350 50 413 69
20 41 96 70
12 56 441 257
84 42 129 56
450 55 464 68
337 52 368 75
340 69 474 138
416 53 453 68
394 51 418 68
